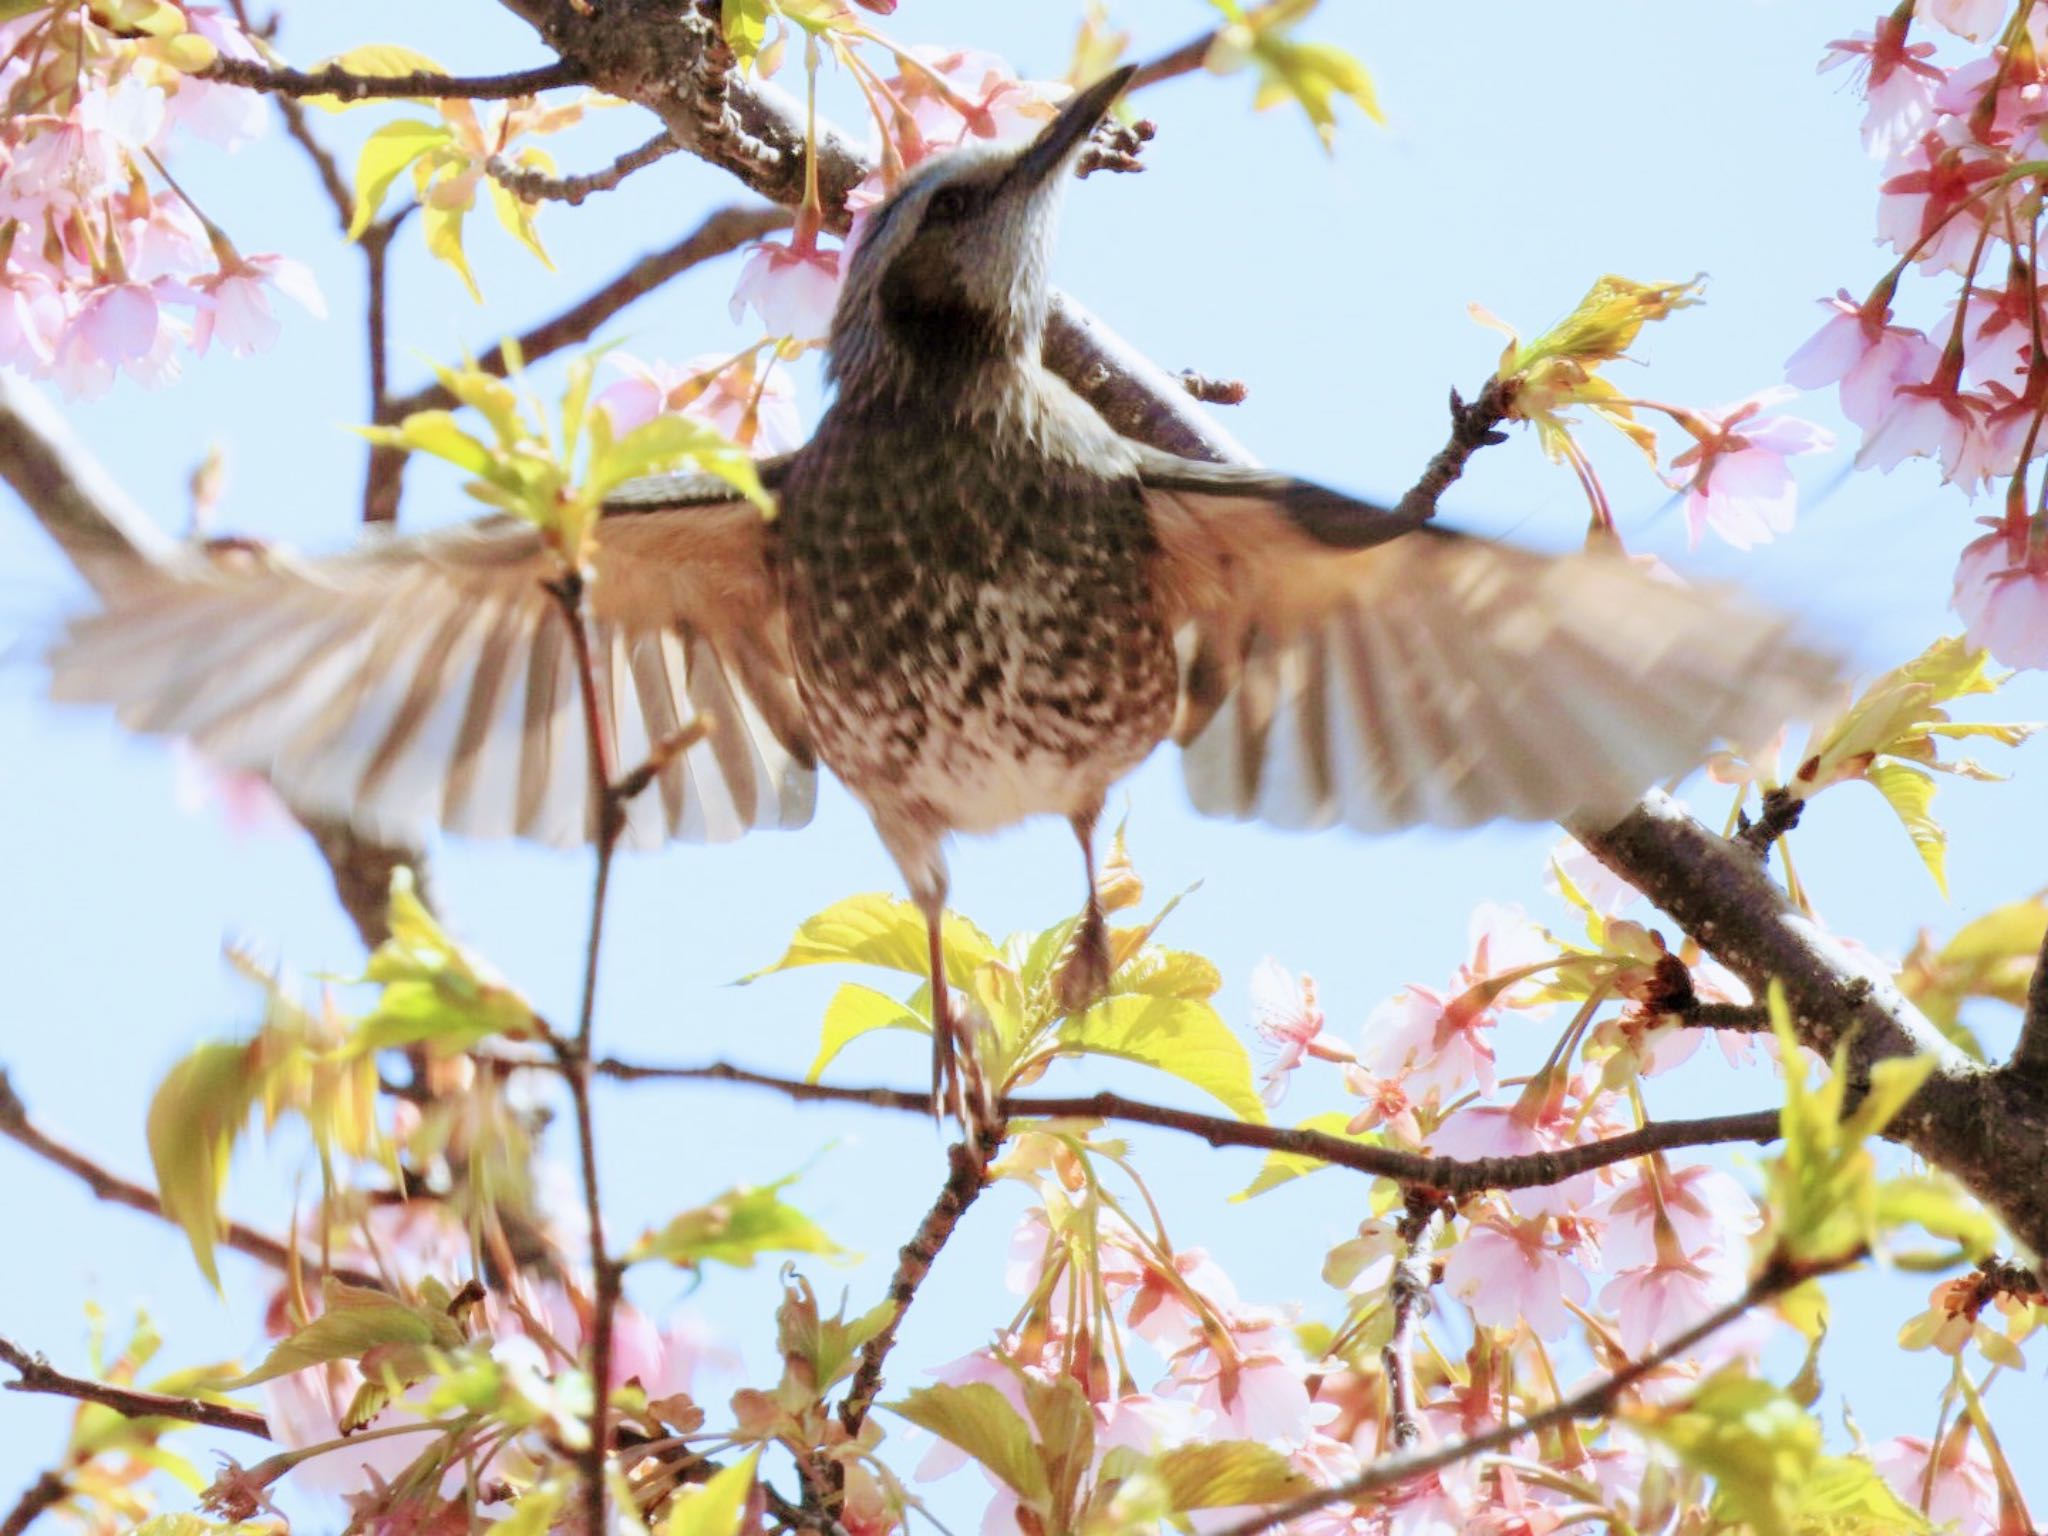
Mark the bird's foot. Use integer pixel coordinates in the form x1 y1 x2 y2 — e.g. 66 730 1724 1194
929 989 1001 1152
1052 899 1113 1017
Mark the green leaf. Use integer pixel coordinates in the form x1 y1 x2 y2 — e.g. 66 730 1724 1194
745 894 998 987
1155 1441 1317 1510
0 0 52 22
347 119 451 239
628 1174 844 1269
663 1450 759 1536
889 1383 1050 1509
1234 1112 1378 1200
1022 1375 1094 1525
721 0 771 68
487 162 554 268
1865 760 1947 895
421 200 482 303
589 411 769 512
1629 1369 1823 1536
1058 993 1267 1124
807 982 929 1081
146 1041 260 1290
487 1479 569 1535
354 868 536 1055
306 44 447 111
774 1276 894 1393
1787 1455 1931 1534
214 1281 462 1388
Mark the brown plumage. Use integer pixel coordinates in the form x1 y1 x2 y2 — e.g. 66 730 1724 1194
48 66 1835 1129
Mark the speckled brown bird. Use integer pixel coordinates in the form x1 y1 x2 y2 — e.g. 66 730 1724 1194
49 66 1833 1127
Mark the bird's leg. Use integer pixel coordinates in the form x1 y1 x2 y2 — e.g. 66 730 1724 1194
1053 802 1113 1016
914 885 962 1124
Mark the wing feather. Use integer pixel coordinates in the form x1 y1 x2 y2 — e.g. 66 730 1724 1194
49 475 816 850
1146 462 1836 834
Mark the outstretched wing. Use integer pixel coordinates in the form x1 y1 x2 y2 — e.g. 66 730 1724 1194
1140 455 1836 832
49 467 815 850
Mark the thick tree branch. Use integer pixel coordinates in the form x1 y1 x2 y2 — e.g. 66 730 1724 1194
1211 1251 1856 1536
2011 917 2048 1086
562 1056 1783 1192
384 203 790 420
0 1070 383 1291
0 1336 271 1440
0 1469 71 1536
198 56 582 101
1577 794 2048 1255
1391 376 1519 522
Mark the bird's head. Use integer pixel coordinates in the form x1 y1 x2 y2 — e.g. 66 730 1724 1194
826 63 1136 399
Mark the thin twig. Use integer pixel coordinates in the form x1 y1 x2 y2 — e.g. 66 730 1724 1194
839 1131 1000 1439
1129 29 1221 90
1733 786 1805 857
1390 375 1520 522
360 212 408 526
199 56 582 101
383 203 790 420
0 1070 384 1291
1210 1251 1857 1536
1 1471 71 1536
487 131 683 206
557 1058 1783 1194
1380 1196 1446 1450
0 1336 271 1441
542 571 626 1536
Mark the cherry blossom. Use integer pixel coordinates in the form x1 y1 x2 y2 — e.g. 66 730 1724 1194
1547 834 1640 915
51 278 198 396
1667 387 1834 550
888 47 1067 147
1248 956 1353 1104
172 742 292 835
1876 127 2006 274
730 234 844 343
1953 523 2048 666
1870 1433 2002 1529
1785 292 1941 439
1920 0 2007 43
191 251 325 356
1440 1213 1590 1338
1856 346 1988 475
1820 20 1945 158
598 349 803 454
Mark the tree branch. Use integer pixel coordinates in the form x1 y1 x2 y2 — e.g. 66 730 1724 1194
0 1335 271 1440
384 203 790 420
1391 375 1519 522
0 1070 383 1292
198 56 582 101
838 1131 999 1440
0 1470 70 1536
2010 914 2048 1086
1210 1251 1856 1536
562 1056 1783 1193
1381 1197 1445 1451
487 131 683 206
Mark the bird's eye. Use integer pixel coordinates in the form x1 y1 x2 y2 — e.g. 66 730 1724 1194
925 184 977 225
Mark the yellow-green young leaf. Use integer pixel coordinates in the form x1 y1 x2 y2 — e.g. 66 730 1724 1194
1504 274 1705 375
807 982 929 1081
355 868 536 1055
589 412 769 512
663 1450 758 1536
890 1383 1051 1509
1058 994 1267 1124
1628 1369 1823 1536
1234 1112 1378 1200
487 170 553 268
88 0 185 36
0 0 51 20
1022 1374 1095 1524
628 1175 844 1269
305 44 447 111
130 1519 272 1536
359 409 495 478
214 1281 461 1388
1875 1173 1998 1257
1787 1456 1931 1534
488 1478 570 1535
1155 1441 1317 1510
745 894 998 987
775 1276 894 1392
421 201 482 302
1865 760 1947 895
1841 1050 1938 1146
347 119 452 238
147 1041 260 1289
1106 946 1222 1001
722 0 771 68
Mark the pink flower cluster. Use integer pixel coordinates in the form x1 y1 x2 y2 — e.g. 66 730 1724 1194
0 5 322 396
1807 6 2048 664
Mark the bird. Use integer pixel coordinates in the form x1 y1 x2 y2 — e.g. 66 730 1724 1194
47 64 1834 1133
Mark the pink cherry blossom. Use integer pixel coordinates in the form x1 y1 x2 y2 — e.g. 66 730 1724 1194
1921 0 2007 42
191 252 325 356
1441 1214 1590 1338
1600 1252 1748 1358
1595 1163 1760 1272
0 265 62 369
170 10 271 149
1856 348 1987 474
889 47 1066 147
172 742 292 835
1359 981 1494 1106
1547 834 1640 915
1248 956 1353 1105
1820 21 1945 158
597 350 802 455
1169 1316 1319 1444
1953 524 2048 666
51 278 197 396
1339 1065 1423 1144
729 235 843 342
1876 129 2004 274
1870 1433 2002 1528
1667 387 1834 550
1934 50 2048 146
1785 292 1940 437
1431 1093 1604 1219
5 76 166 209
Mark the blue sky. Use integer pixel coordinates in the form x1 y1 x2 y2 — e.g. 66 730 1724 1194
3 0 2045 1524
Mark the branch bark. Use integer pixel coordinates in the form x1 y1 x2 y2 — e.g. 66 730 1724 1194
198 56 582 101
0 1335 272 1440
2011 916 2048 1086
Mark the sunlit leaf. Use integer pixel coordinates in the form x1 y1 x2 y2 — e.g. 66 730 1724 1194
347 119 452 239
146 1041 259 1290
354 868 537 1055
1233 1112 1379 1200
663 1451 759 1536
214 1281 461 1388
807 982 929 1081
1057 994 1266 1123
722 0 771 68
421 201 482 303
305 43 447 111
1155 1440 1317 1509
890 1383 1050 1509
746 894 998 987
628 1174 844 1269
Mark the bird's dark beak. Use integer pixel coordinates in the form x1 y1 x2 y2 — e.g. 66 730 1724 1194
1010 63 1138 191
